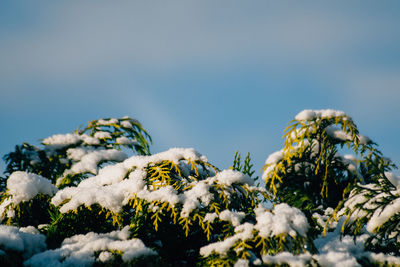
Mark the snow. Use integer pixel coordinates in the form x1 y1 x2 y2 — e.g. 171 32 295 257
295 110 317 121
311 223 400 267
254 204 308 238
94 131 112 139
180 181 213 217
63 149 127 176
219 210 245 226
247 227 400 267
137 186 180 206
122 147 208 169
203 213 218 223
325 126 370 145
264 150 284 165
312 207 337 230
66 147 96 161
96 118 119 125
313 228 365 267
386 172 400 189
262 252 312 267
52 148 210 213
80 134 100 145
121 120 133 129
339 180 400 235
200 204 309 258
200 222 254 257
215 169 254 186
325 126 352 141
41 128 139 151
367 253 400 266
42 133 82 149
262 150 283 181
367 197 400 233
0 196 15 219
98 251 113 262
24 226 157 267
357 134 371 145
234 259 250 267
295 109 348 121
341 154 358 173
4 171 57 206
52 147 263 216
0 225 46 259
116 136 136 145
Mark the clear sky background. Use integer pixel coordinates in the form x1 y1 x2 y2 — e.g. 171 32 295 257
1 1 400 176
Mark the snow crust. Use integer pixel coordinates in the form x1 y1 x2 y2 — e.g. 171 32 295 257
24 226 156 266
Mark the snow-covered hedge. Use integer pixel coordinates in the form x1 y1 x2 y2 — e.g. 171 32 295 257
0 112 399 266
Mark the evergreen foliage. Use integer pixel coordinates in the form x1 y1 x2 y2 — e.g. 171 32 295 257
0 110 399 266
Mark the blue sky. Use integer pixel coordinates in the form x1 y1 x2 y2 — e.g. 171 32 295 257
1 1 400 176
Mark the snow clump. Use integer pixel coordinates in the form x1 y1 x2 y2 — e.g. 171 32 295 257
295 109 348 121
24 226 157 267
0 225 46 259
200 203 309 258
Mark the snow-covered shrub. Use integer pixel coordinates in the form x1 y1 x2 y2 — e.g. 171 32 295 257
262 110 378 221
2 117 151 188
0 117 150 227
339 170 400 256
0 171 57 227
262 109 400 265
200 203 313 266
1 116 301 266
47 148 285 265
0 111 399 266
24 226 158 267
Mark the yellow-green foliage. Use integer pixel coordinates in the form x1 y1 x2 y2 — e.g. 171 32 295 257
336 157 400 255
124 158 265 239
0 192 52 228
263 111 378 212
77 117 152 155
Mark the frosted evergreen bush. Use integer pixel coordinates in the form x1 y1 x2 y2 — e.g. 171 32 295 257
0 111 399 266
